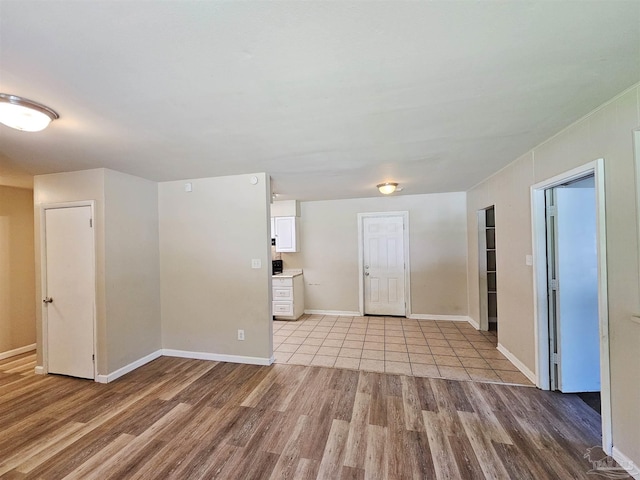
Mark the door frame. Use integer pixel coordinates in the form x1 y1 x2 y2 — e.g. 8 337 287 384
634 129 640 302
40 201 98 380
357 211 411 317
530 159 611 453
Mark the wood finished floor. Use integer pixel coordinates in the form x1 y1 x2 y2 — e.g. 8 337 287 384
0 353 612 479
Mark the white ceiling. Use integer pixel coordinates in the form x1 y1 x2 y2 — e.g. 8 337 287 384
0 1 638 200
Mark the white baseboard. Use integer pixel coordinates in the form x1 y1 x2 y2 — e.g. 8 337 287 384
304 311 474 322
0 343 36 361
38 348 274 384
162 349 273 366
497 343 537 384
612 447 640 479
408 314 472 322
467 317 480 330
95 349 162 384
303 309 361 317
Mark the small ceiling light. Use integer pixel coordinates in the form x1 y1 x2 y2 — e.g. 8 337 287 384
0 93 59 132
377 182 398 195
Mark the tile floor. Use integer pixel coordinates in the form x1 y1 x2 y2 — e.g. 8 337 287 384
273 314 533 386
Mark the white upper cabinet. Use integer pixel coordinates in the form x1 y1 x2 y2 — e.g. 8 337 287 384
274 216 298 252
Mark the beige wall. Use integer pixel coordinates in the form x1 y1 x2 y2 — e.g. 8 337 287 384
284 193 468 316
34 169 106 370
104 169 161 372
159 173 272 360
467 84 640 465
467 153 536 366
0 186 36 353
34 168 162 375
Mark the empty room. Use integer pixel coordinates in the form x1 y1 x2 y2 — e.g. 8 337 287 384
0 1 639 479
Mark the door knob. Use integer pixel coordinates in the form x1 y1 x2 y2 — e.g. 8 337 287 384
43 297 53 304
364 272 370 276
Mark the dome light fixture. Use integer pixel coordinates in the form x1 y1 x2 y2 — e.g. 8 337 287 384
0 93 59 132
377 182 398 195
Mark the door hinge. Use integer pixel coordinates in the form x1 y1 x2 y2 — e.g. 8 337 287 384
92 354 95 362
89 218 93 228
546 205 557 217
551 352 559 364
550 279 558 290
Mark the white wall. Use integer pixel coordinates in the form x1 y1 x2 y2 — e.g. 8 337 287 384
467 84 640 466
0 186 35 354
158 173 272 361
284 192 468 317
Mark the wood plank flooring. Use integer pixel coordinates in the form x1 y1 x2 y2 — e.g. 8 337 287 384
0 353 613 479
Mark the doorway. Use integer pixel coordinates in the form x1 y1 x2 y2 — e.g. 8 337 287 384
42 204 96 380
545 175 600 393
477 206 498 334
531 159 611 452
358 212 410 317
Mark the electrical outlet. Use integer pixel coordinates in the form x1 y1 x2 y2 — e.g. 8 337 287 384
238 329 245 341
251 259 261 269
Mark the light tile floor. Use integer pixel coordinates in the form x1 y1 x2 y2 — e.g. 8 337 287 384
273 314 533 386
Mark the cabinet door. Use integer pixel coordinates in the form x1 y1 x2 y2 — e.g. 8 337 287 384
274 216 298 252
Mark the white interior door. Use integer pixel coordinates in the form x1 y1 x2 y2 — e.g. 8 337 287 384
554 182 600 393
44 206 95 379
363 215 406 316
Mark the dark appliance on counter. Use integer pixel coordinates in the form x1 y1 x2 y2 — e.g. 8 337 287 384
272 259 283 275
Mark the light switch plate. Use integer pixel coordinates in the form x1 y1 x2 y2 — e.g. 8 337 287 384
525 254 533 266
184 182 192 192
251 259 261 269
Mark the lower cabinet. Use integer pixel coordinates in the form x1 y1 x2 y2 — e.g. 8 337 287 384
272 275 304 320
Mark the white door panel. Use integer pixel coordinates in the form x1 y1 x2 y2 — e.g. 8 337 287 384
45 206 95 379
363 215 405 316
555 186 600 393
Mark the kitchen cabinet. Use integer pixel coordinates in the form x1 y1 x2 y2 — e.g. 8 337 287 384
273 216 298 252
273 271 304 320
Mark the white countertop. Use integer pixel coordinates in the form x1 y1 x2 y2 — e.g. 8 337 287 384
273 269 303 278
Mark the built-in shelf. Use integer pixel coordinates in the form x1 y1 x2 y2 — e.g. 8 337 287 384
485 206 497 325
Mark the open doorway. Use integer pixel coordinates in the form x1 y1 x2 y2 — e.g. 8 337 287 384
531 159 611 453
545 175 599 396
477 206 498 339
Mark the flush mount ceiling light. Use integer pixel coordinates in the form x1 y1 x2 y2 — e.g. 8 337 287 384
377 182 399 195
0 93 59 132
